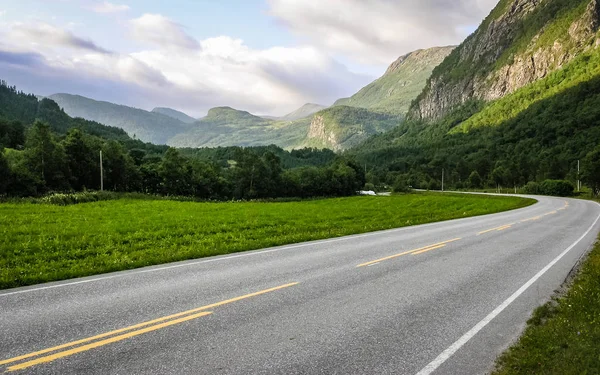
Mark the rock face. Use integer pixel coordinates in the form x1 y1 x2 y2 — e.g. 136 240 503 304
308 114 340 150
410 0 600 121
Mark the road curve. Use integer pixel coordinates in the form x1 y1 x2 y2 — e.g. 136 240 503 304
1 195 599 374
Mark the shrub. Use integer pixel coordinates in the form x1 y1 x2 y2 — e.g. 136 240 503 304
524 180 574 197
392 177 411 193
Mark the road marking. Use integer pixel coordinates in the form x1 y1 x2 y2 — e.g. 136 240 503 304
357 239 461 267
411 244 446 255
477 224 513 235
415 203 600 375
545 211 557 215
7 311 214 372
0 282 298 367
521 216 541 222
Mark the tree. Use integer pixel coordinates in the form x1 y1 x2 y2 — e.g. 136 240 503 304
582 147 600 196
24 120 69 191
63 129 97 190
158 148 192 195
0 149 10 194
468 171 483 189
102 141 139 192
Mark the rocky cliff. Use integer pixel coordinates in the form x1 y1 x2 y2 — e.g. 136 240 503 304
410 0 600 121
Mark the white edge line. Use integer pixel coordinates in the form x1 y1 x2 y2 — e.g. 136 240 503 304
415 201 600 375
0 195 544 298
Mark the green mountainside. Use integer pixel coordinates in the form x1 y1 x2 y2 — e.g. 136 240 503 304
334 46 454 114
351 0 600 190
1 82 130 142
48 94 189 144
151 107 196 124
168 107 310 149
410 0 598 120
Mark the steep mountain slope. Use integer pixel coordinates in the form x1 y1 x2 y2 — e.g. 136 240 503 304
151 107 196 124
410 0 600 121
351 0 600 190
0 81 129 141
335 46 454 114
280 103 328 121
304 106 400 151
49 94 189 144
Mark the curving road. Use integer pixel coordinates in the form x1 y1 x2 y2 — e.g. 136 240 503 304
1 195 599 374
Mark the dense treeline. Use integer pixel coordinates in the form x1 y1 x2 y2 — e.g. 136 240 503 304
352 75 600 195
0 120 364 199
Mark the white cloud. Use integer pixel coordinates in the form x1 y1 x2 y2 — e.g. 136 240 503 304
8 22 110 53
268 0 498 65
130 14 200 51
0 21 371 116
92 2 130 14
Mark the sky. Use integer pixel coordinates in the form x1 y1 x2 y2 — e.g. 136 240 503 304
0 0 499 117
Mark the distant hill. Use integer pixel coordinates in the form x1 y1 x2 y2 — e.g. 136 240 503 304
151 107 196 124
48 94 189 144
168 106 310 149
280 103 328 121
334 46 454 115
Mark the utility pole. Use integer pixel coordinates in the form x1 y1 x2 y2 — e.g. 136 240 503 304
578 160 581 192
442 169 444 192
100 150 104 191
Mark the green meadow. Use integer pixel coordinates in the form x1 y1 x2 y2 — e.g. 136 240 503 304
0 192 534 289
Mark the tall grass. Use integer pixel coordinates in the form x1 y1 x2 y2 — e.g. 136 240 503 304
0 192 534 289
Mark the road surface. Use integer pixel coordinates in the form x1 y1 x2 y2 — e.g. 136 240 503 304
1 195 599 374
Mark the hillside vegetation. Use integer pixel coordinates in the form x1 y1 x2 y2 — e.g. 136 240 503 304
352 0 600 194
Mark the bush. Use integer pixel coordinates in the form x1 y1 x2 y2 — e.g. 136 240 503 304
523 180 574 197
539 180 574 197
392 177 411 193
523 181 541 195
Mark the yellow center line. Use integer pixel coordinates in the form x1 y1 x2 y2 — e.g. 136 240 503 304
356 238 461 268
521 216 541 222
477 224 513 235
7 311 214 372
0 282 298 367
411 244 446 255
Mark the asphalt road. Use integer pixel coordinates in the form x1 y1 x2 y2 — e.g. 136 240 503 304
1 195 599 374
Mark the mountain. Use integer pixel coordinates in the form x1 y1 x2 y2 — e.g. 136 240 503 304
304 106 401 151
0 81 129 142
409 0 600 121
351 0 600 191
151 107 196 124
48 94 189 144
280 103 328 121
168 106 310 149
334 46 454 115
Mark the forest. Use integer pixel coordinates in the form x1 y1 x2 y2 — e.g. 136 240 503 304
0 81 365 199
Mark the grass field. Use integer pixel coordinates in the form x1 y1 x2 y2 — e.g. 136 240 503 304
0 192 534 289
493 231 600 374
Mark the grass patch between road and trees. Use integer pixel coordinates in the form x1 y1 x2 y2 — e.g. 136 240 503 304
493 230 600 375
0 192 534 290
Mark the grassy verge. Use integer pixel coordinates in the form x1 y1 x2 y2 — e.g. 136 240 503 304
0 192 533 289
493 231 600 374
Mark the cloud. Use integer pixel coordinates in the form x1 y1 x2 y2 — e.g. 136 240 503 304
267 0 499 65
130 14 200 50
0 11 5 17
9 22 111 53
0 21 371 116
92 2 130 14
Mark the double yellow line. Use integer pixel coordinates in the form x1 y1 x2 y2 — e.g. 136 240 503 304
477 224 513 235
356 238 461 267
1 282 298 372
